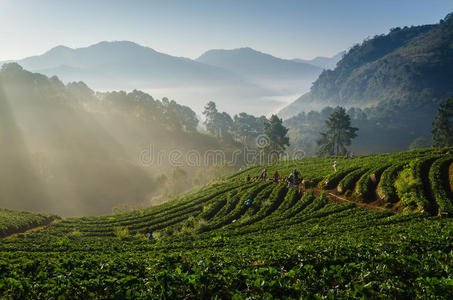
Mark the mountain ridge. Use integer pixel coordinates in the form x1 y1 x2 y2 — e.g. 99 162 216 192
292 51 345 70
279 13 453 119
196 47 322 80
0 41 323 115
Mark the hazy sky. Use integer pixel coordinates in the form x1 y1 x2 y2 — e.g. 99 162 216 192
0 0 452 61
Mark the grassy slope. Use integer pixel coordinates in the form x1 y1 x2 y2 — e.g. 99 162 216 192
0 209 59 238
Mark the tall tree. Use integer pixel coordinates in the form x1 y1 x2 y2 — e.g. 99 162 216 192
202 101 234 139
432 96 453 147
263 115 290 152
202 101 219 136
317 107 358 156
233 112 266 145
218 112 234 139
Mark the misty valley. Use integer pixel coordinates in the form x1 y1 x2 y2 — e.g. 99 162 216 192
0 4 453 299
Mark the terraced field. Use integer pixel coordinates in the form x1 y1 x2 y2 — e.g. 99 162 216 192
0 209 59 238
0 148 452 298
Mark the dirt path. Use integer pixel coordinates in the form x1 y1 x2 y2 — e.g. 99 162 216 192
5 219 60 239
326 191 389 211
299 185 391 212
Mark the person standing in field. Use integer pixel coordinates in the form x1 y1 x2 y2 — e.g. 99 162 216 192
287 173 295 188
261 169 267 181
273 171 279 182
293 168 300 184
333 161 338 172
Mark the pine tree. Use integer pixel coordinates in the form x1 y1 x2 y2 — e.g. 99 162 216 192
317 107 358 156
202 101 218 136
263 115 290 152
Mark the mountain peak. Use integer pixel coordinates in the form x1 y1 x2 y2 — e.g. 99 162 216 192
89 40 144 49
197 47 267 60
45 45 73 55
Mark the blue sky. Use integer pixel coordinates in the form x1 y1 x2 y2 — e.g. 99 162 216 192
0 0 452 61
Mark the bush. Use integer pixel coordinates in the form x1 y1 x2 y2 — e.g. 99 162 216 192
114 227 130 240
394 167 421 211
429 156 453 215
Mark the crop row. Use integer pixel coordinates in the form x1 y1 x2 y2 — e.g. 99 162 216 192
429 156 453 216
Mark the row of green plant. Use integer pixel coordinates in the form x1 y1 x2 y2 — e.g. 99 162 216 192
429 156 453 215
1 201 451 298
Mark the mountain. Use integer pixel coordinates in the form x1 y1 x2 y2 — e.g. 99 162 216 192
1 41 318 116
10 41 242 89
196 47 322 80
292 51 345 70
279 13 453 119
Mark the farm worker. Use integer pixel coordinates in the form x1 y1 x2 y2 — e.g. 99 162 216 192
246 174 251 182
293 168 300 184
273 171 279 182
350 152 355 159
147 232 153 241
333 161 338 172
261 169 267 181
287 173 295 188
244 199 252 206
345 151 349 159
370 173 377 185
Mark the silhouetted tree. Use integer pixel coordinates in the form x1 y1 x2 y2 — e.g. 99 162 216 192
203 101 219 136
232 112 266 146
264 115 289 152
203 101 235 140
317 107 358 156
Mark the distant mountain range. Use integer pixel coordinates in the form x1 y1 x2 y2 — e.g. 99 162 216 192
1 42 333 116
279 13 453 119
196 47 322 80
13 41 241 88
292 51 345 70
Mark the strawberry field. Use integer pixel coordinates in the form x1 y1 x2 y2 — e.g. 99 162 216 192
1 148 452 298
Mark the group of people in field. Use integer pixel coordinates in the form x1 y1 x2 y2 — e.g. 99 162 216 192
244 168 302 207
243 153 358 207
247 168 302 188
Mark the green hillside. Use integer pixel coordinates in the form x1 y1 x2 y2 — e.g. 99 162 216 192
0 209 59 238
280 13 453 118
278 13 453 154
1 148 452 298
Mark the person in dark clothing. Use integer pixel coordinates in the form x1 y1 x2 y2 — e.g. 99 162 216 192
293 168 300 184
273 171 279 182
246 174 251 182
287 173 295 188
